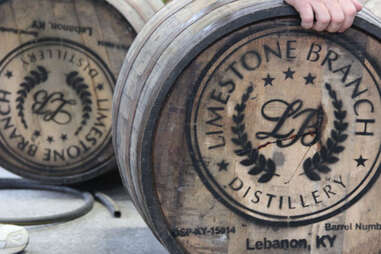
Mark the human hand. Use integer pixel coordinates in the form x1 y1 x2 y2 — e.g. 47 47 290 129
285 0 363 32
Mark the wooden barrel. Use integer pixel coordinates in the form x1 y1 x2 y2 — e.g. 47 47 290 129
113 0 381 253
0 0 163 184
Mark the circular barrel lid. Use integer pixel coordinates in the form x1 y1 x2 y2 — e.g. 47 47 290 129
113 0 381 253
0 0 162 184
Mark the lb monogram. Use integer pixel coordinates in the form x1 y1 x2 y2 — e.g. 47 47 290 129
32 90 76 125
256 99 323 148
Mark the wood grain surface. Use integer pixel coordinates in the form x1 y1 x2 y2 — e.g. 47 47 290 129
113 0 381 253
0 0 162 184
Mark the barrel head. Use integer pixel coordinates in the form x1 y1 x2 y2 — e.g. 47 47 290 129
114 0 381 253
0 0 137 184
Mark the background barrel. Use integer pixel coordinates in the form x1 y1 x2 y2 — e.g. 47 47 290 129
366 0 381 18
0 0 163 184
113 0 381 253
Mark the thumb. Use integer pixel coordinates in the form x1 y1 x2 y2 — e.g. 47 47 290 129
352 0 363 11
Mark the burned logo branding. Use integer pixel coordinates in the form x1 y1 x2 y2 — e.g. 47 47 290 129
187 28 381 226
0 38 114 171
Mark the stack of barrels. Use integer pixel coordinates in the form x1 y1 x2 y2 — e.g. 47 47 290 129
0 0 162 184
113 0 381 253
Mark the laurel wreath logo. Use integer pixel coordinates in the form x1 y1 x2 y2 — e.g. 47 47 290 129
231 85 278 183
66 71 92 136
16 66 49 129
303 83 348 181
232 83 347 183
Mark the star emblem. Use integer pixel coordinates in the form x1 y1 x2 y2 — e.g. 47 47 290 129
217 160 229 172
33 130 41 137
47 136 54 144
61 134 68 141
304 73 316 85
96 84 104 90
283 67 295 80
5 71 13 79
263 74 275 87
354 155 367 167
